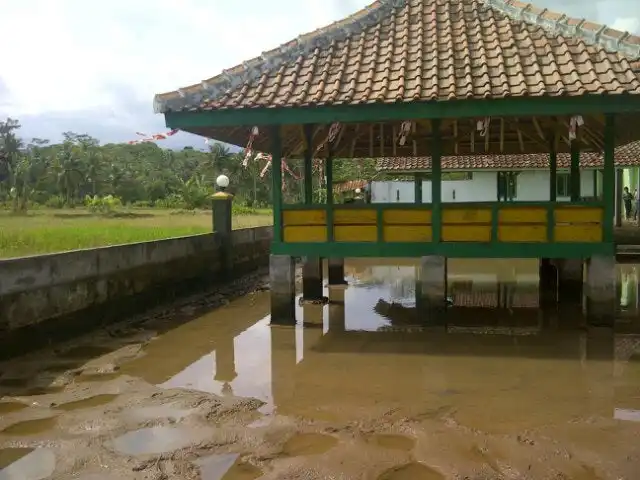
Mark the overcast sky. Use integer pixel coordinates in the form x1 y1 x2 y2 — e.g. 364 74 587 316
0 0 638 148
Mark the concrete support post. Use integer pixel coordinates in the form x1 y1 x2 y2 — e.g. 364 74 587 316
327 258 347 286
302 257 323 301
538 258 558 308
270 255 296 325
328 287 346 333
585 256 617 327
416 256 447 323
556 258 583 304
212 191 234 278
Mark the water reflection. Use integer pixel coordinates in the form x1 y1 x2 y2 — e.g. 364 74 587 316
122 259 640 470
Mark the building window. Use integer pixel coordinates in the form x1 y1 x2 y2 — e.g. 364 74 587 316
497 172 518 200
556 173 570 197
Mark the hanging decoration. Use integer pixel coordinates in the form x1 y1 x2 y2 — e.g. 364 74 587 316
242 126 260 167
398 121 412 146
568 115 584 141
477 117 491 137
315 122 342 154
127 129 179 145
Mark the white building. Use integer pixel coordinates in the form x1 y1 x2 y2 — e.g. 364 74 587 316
371 147 640 205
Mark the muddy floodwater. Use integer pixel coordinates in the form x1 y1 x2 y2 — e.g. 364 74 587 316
1 260 640 479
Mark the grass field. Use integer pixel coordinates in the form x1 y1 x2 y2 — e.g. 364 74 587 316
0 208 273 258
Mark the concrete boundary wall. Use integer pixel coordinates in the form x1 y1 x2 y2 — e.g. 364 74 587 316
0 226 273 355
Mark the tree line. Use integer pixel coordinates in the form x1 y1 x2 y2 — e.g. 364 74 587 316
0 117 376 213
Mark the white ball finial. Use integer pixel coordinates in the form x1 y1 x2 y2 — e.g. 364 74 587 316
355 188 361 194
216 174 230 188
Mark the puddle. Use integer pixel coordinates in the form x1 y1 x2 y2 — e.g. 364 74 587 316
366 434 415 451
111 426 209 456
0 402 28 415
282 433 338 457
56 346 112 359
0 447 55 480
378 462 445 480
195 453 262 480
75 373 122 383
0 417 57 436
0 378 28 388
53 394 119 411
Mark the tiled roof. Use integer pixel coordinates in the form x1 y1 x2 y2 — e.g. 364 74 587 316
155 0 640 113
376 142 640 171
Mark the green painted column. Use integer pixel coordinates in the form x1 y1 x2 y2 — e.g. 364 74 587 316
549 151 557 202
414 173 423 204
570 141 580 202
592 170 598 199
303 124 314 204
603 115 615 242
431 119 442 243
270 126 283 243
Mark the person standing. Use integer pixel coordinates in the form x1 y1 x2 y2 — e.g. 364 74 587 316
623 186 633 220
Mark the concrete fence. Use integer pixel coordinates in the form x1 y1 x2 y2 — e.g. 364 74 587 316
0 226 273 356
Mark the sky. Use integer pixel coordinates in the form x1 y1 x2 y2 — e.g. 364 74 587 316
0 0 638 149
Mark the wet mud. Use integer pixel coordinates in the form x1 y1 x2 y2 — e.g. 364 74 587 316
0 262 639 479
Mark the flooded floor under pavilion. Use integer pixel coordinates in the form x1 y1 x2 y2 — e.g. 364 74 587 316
1 259 640 479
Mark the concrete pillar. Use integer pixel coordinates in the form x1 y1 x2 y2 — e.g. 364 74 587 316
301 257 323 301
538 258 558 308
212 191 234 278
556 258 583 304
585 256 616 327
328 258 347 285
270 255 296 325
328 287 346 333
415 256 447 323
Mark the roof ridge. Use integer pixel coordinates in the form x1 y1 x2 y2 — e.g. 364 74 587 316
484 0 640 59
155 0 640 114
154 0 408 114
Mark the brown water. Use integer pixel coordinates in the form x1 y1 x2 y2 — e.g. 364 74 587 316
117 258 640 478
53 393 119 411
1 259 640 478
0 417 57 436
0 447 55 480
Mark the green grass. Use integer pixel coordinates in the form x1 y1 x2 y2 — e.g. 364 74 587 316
0 208 273 258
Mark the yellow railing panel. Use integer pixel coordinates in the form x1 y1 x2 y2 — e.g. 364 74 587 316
499 207 547 224
282 209 326 226
554 225 602 242
498 226 547 243
383 209 432 225
283 226 327 242
443 208 492 224
334 225 377 242
554 207 603 224
383 226 432 242
334 208 377 225
442 225 492 242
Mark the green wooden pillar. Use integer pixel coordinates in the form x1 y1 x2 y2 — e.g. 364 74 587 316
549 151 557 202
326 151 334 242
303 124 314 204
592 170 598 200
270 126 283 243
570 141 580 202
414 173 423 204
431 119 442 243
603 115 615 243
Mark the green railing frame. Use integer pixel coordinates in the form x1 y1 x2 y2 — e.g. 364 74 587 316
275 200 612 259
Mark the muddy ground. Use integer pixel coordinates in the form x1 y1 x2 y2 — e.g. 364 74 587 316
0 265 639 479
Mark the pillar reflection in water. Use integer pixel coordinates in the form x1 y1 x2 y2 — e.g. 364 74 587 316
328 287 346 334
214 336 237 396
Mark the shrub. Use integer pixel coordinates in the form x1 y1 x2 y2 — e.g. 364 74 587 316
45 195 66 209
84 194 123 214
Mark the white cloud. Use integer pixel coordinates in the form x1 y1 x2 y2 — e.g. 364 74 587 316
0 0 637 144
611 17 640 34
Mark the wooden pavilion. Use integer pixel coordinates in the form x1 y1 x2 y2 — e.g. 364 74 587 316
155 0 640 322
